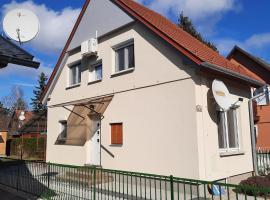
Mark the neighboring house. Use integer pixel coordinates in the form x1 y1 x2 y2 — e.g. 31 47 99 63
0 111 9 156
8 110 33 138
0 35 39 69
227 46 270 151
41 0 264 182
17 111 47 139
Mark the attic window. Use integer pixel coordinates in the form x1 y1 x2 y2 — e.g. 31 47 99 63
114 41 134 73
69 63 81 86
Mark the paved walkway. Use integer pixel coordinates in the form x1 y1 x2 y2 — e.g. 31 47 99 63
0 188 27 200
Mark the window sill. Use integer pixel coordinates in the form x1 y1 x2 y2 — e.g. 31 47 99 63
110 144 123 147
88 79 102 85
111 68 134 78
66 83 81 90
220 151 245 157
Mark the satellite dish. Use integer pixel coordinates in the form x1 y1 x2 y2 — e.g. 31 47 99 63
3 9 39 43
19 111 26 121
212 79 233 111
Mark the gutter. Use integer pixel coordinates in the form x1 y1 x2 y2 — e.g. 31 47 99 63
200 62 264 87
248 88 268 175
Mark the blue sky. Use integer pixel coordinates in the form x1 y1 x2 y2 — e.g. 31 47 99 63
0 0 270 110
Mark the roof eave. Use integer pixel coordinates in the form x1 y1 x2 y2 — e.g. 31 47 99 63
0 55 40 69
200 62 264 88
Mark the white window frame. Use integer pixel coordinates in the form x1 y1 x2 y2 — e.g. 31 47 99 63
217 107 241 153
68 62 81 87
89 61 103 83
112 39 135 74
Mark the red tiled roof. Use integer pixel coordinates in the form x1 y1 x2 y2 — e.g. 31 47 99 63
41 0 263 102
115 0 264 83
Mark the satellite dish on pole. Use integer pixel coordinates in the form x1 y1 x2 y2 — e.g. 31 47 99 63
19 111 26 121
212 79 233 111
3 9 39 44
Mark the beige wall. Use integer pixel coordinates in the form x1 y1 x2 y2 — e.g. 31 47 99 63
0 131 7 156
46 22 254 181
46 23 199 177
101 79 199 178
47 24 196 107
195 76 253 181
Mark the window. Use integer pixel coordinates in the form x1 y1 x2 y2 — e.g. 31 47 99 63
111 123 123 145
115 42 134 72
69 63 81 86
217 108 240 152
90 63 102 82
59 120 67 140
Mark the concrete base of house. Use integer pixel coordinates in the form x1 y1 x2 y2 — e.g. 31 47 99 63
226 171 254 184
0 154 7 158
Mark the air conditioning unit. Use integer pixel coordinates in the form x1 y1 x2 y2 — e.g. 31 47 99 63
81 38 98 57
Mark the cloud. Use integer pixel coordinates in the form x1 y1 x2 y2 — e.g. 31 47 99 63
2 0 80 53
214 32 270 59
136 0 240 36
245 33 270 49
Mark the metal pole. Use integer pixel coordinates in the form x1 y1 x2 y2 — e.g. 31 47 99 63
248 88 267 175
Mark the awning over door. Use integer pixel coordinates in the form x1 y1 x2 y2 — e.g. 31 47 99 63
52 95 113 146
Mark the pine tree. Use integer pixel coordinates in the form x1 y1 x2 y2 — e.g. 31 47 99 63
178 12 218 52
0 101 9 114
31 72 48 113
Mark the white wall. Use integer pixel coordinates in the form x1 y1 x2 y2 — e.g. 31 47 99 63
46 23 199 178
195 76 253 181
101 79 199 178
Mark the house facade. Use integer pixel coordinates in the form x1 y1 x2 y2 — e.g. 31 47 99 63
227 46 270 151
42 0 264 182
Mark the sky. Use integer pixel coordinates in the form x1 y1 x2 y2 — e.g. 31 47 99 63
0 0 270 110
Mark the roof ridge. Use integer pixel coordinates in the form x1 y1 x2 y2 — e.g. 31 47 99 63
117 0 226 59
116 0 263 84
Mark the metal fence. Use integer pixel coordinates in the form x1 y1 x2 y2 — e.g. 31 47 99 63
257 150 270 176
0 158 270 200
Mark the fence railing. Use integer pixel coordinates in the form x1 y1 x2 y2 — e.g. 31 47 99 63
257 150 270 176
0 158 270 199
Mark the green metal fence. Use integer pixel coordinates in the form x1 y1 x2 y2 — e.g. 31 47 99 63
0 158 270 199
257 150 270 176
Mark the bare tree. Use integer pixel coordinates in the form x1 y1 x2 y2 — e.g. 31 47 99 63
1 86 28 114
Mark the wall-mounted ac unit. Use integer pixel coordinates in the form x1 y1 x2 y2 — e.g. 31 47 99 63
81 38 98 57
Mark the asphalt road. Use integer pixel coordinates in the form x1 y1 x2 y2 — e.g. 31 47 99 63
0 188 27 200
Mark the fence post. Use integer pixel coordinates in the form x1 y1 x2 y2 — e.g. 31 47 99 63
170 175 174 200
47 162 50 190
93 167 96 200
16 164 20 191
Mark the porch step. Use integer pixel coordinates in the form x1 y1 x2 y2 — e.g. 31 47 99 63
56 168 114 186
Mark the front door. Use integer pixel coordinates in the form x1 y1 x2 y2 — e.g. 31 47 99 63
90 120 101 166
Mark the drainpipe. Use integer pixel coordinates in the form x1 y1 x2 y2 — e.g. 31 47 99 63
248 86 268 176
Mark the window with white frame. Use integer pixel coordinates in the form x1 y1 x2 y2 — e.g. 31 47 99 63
59 120 67 140
217 107 240 152
89 62 102 82
114 41 134 72
69 63 81 86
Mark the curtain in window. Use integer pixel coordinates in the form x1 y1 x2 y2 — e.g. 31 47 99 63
217 111 227 149
95 64 102 80
227 109 239 148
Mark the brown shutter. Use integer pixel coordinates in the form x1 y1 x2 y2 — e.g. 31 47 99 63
111 123 123 145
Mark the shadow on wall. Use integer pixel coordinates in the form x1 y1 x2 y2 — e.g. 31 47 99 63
0 158 56 198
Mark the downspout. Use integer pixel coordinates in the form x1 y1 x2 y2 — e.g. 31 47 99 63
248 86 268 176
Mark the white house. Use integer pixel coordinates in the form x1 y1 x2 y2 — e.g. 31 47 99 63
41 0 264 182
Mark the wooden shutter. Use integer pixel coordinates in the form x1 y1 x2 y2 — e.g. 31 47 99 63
111 123 123 145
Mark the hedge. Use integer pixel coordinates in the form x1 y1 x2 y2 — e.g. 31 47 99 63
10 137 46 160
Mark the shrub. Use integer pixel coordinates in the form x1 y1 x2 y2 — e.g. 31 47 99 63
10 137 46 160
239 176 270 197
